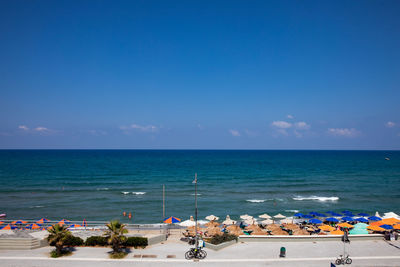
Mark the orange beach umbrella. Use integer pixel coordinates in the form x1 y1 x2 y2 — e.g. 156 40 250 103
337 222 354 228
163 217 181 224
393 224 400 230
367 225 385 231
380 218 400 225
319 225 335 231
36 218 50 224
58 219 71 225
330 229 344 235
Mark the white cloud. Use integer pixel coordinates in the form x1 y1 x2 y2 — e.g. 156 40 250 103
18 125 29 131
271 121 292 129
34 127 49 132
386 121 395 128
295 121 310 130
327 128 359 137
287 115 294 119
229 129 241 137
120 124 158 132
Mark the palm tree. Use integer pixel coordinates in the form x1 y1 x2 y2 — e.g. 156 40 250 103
47 224 71 255
104 220 128 253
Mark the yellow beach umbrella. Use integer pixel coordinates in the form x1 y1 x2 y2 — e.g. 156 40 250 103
380 218 400 225
393 224 400 230
367 225 385 231
337 222 354 228
319 225 335 231
330 229 344 235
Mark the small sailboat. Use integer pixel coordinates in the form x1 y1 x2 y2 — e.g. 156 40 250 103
385 157 390 161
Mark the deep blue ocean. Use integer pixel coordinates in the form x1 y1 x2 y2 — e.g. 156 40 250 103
0 150 399 223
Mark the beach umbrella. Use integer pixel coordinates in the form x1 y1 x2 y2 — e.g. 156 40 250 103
368 216 382 221
260 219 274 225
353 222 368 228
180 220 196 227
244 218 256 225
337 222 354 228
349 228 368 235
383 212 400 219
380 224 394 230
367 225 385 231
380 218 400 225
240 214 252 220
309 212 319 216
325 217 339 223
309 218 322 224
342 216 355 222
358 213 369 217
319 225 335 231
83 219 87 227
302 215 313 219
68 224 82 229
11 220 28 224
343 212 355 217
163 216 181 224
293 213 304 217
393 224 400 230
369 221 384 227
316 213 327 217
273 214 286 219
355 217 369 223
205 221 220 227
58 219 71 225
25 223 41 230
330 229 344 235
0 221 4 225
375 211 381 217
222 215 236 225
205 215 219 221
36 218 49 224
328 212 342 217
280 218 293 224
259 213 271 219
0 224 17 230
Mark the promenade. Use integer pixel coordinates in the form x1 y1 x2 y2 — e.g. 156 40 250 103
0 239 399 266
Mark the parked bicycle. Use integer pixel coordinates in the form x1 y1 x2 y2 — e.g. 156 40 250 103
335 254 352 265
185 247 207 260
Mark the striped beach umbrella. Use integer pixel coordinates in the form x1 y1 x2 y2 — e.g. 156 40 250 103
25 223 41 230
163 216 181 224
83 219 87 227
0 224 17 230
36 218 50 224
68 224 82 229
58 219 71 225
11 220 28 224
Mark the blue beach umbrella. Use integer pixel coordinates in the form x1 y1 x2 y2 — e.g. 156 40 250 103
342 216 355 222
309 212 319 216
326 217 339 223
380 224 393 230
358 213 369 217
294 213 304 217
343 212 355 217
316 213 327 217
309 218 322 224
302 215 313 219
368 216 382 221
355 217 369 223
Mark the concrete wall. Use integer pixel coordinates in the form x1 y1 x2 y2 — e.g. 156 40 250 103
205 239 237 251
147 234 167 246
0 238 40 250
238 234 384 242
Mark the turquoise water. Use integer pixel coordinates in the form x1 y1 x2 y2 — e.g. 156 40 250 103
0 150 399 223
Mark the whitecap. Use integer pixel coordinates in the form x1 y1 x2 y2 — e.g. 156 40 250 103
293 196 339 202
31 205 44 208
132 192 146 195
285 209 299 213
190 193 202 196
121 192 130 195
247 199 266 203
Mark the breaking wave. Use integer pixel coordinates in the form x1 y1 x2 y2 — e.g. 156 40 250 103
247 199 266 203
293 196 339 202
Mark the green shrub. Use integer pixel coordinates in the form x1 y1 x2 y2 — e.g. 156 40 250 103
85 236 108 246
109 251 128 259
63 235 84 247
50 249 72 258
123 237 148 248
208 233 237 245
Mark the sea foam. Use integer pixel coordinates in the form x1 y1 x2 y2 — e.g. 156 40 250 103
293 196 339 202
132 192 146 195
247 199 266 203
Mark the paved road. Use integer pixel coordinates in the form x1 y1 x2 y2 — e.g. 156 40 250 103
0 240 399 266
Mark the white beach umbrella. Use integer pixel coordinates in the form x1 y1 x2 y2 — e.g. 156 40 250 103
240 214 251 220
383 212 400 219
197 220 208 225
179 220 196 227
280 218 293 224
244 218 256 225
205 215 219 221
375 211 381 217
273 213 286 219
259 213 271 219
190 215 194 221
260 219 273 225
222 215 236 225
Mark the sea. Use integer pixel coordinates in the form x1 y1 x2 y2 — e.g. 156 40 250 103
0 150 399 224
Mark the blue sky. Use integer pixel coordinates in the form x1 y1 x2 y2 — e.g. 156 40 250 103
0 0 399 149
